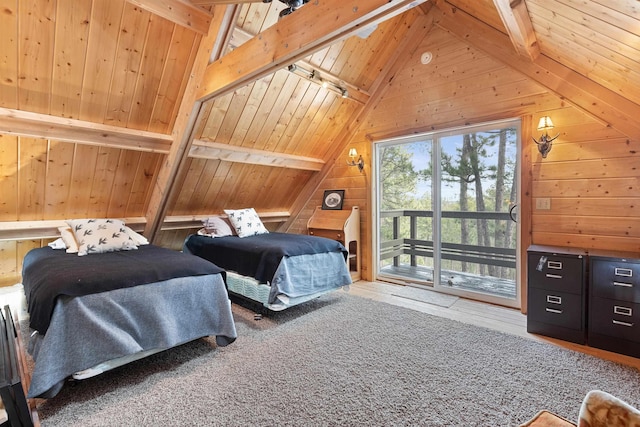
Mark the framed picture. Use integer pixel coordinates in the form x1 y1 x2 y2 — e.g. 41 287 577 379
322 190 345 210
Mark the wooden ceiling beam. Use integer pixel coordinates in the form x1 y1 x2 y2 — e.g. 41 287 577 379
190 0 263 4
196 0 427 102
492 0 540 60
127 0 212 34
433 2 640 139
0 107 172 153
190 139 325 171
144 5 236 240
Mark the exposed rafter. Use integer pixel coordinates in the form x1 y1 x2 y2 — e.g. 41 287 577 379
127 0 212 34
190 0 263 4
433 2 640 139
144 5 236 240
492 0 540 60
196 0 428 102
0 107 172 153
189 140 325 171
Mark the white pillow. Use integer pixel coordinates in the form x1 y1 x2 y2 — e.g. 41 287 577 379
58 226 79 254
66 219 138 256
223 208 269 238
47 238 67 250
201 216 235 237
124 226 149 245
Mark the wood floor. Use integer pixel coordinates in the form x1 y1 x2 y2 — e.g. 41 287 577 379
350 280 640 370
2 281 640 371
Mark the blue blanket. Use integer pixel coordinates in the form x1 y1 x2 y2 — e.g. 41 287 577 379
183 232 348 283
22 245 224 334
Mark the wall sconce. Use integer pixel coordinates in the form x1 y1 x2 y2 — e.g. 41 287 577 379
533 116 559 158
347 148 364 172
287 64 349 99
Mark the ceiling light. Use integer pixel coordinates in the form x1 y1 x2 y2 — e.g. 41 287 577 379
287 64 349 100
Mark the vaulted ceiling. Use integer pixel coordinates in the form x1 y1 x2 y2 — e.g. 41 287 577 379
0 0 638 245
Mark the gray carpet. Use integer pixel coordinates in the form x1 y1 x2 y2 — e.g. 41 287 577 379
29 292 640 426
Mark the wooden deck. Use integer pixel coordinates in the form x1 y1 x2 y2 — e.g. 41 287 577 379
379 264 517 299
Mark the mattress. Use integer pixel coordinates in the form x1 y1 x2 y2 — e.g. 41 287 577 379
226 270 348 311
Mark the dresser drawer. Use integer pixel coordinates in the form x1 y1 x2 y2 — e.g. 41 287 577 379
527 252 584 294
528 287 583 330
591 257 640 303
308 228 344 243
589 297 640 343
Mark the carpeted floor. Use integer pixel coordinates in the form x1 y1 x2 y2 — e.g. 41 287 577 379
29 292 640 426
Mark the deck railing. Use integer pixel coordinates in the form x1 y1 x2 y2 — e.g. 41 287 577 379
379 209 516 271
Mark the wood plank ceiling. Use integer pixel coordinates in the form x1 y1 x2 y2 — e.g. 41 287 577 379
0 0 638 247
154 0 431 233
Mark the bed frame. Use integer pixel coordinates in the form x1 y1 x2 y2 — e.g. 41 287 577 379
0 305 39 426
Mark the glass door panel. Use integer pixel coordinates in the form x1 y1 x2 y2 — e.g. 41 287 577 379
375 120 520 307
377 140 434 284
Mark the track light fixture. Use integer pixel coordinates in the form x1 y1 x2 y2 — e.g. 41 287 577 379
533 116 559 158
287 64 349 99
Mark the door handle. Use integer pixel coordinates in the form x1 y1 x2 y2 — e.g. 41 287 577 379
509 204 518 223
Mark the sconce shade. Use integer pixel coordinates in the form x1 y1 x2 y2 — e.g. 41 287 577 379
533 116 559 159
537 116 554 131
346 148 364 172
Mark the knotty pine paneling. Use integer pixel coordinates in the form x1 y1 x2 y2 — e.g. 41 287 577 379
0 136 163 222
529 108 640 252
528 0 640 106
0 239 49 287
306 18 640 280
1 0 198 131
51 0 92 119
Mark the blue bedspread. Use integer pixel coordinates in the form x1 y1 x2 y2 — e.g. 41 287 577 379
22 245 224 334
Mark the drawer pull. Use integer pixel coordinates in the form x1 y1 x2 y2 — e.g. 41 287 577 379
615 268 633 277
547 261 563 270
613 281 633 288
614 306 633 317
612 319 634 327
545 308 562 314
545 273 562 279
546 295 562 305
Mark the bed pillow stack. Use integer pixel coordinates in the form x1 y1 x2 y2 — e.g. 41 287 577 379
64 219 146 256
223 208 269 238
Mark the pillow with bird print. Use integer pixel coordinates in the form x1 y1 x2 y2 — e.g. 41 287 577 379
223 208 269 238
65 218 138 256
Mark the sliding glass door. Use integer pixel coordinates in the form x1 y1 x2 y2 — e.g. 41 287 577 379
374 120 520 307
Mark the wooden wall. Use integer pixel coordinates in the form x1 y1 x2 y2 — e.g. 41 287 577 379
293 24 640 281
1 0 639 290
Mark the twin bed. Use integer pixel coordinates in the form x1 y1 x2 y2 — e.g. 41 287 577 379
183 231 352 311
19 214 351 399
22 244 237 399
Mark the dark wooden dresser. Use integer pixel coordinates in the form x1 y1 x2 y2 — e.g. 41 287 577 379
589 254 640 358
527 245 588 344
